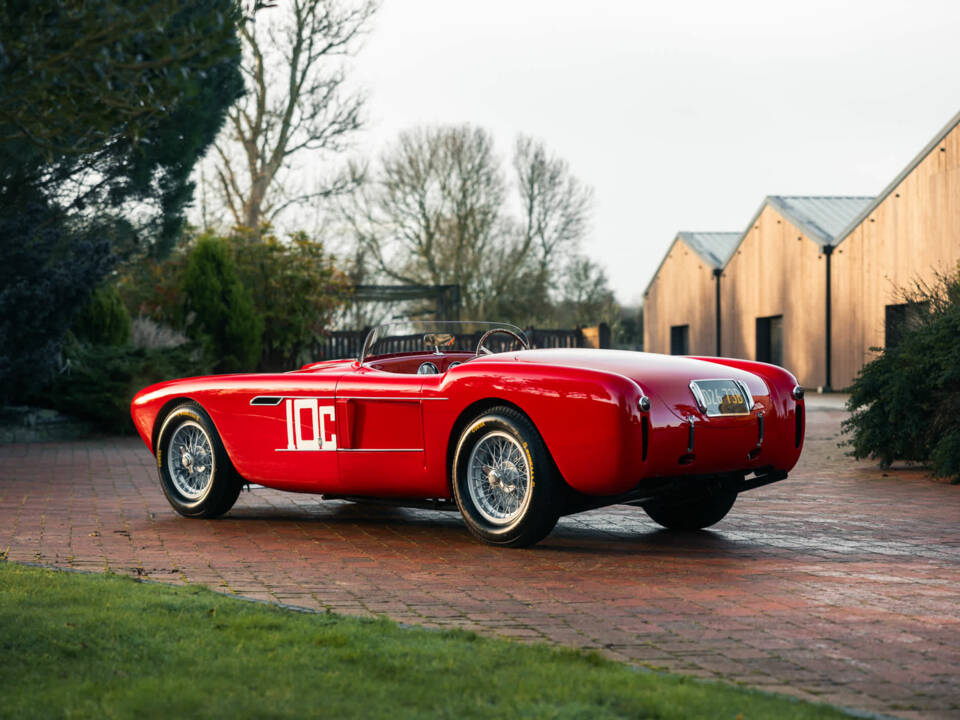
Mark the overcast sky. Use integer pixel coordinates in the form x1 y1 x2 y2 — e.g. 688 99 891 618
348 0 960 305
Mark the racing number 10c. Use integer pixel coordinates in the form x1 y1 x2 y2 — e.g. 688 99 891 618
284 398 337 451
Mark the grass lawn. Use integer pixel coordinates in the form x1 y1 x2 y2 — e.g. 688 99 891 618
0 562 850 719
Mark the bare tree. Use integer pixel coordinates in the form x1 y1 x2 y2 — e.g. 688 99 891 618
478 135 594 320
554 256 619 328
465 134 595 319
211 0 376 232
345 125 506 314
343 124 601 324
242 1 279 20
513 135 593 281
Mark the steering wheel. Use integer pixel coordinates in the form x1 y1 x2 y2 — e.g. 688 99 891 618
475 328 529 356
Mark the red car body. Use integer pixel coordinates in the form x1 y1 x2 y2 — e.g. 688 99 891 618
132 348 804 507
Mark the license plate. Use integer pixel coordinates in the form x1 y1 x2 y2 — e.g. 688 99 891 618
689 379 752 416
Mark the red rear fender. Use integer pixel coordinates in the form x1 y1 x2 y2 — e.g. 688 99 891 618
431 363 648 496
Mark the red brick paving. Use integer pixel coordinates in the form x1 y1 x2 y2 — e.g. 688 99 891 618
1 406 958 719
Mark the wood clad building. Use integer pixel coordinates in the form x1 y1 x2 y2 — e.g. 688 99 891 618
831 112 960 389
642 109 960 390
643 232 740 356
720 197 871 389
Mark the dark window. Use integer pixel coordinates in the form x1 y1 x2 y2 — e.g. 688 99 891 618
756 315 783 366
670 325 689 355
885 302 927 349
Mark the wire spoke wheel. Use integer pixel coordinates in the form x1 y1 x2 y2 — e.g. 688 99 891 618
453 407 560 547
166 420 215 500
466 430 531 525
156 403 242 519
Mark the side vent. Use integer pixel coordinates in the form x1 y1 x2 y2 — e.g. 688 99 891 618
795 404 804 448
250 396 283 406
641 416 649 462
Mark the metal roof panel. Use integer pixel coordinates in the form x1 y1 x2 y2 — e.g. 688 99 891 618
767 196 874 249
676 232 742 269
642 231 741 297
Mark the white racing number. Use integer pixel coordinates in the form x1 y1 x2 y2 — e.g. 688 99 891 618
281 398 337 451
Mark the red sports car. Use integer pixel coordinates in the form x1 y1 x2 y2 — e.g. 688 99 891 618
131 321 805 547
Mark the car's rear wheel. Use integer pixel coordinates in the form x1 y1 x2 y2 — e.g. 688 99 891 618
452 407 560 547
156 402 243 518
642 491 737 530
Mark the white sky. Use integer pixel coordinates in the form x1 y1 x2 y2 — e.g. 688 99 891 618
346 0 960 305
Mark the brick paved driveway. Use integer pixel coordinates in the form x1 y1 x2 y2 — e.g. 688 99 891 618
2 403 958 719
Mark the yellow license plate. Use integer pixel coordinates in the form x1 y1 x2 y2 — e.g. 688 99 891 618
690 379 752 416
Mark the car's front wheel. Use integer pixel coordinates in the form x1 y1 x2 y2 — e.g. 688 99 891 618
642 491 737 530
156 402 243 518
452 407 560 547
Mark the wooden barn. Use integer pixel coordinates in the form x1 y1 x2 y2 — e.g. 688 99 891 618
831 111 960 389
642 232 740 356
719 196 872 389
642 108 960 391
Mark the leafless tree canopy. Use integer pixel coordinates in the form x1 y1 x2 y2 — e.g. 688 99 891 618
343 124 613 325
555 256 619 327
211 0 376 231
514 135 593 280
348 126 503 299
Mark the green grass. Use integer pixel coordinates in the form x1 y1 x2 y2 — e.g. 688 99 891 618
0 562 850 719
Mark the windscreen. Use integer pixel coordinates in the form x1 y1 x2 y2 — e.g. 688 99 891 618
360 321 528 363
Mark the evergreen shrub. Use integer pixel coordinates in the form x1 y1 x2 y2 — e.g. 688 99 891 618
72 283 132 346
843 267 960 483
33 338 212 433
232 229 349 370
180 235 263 372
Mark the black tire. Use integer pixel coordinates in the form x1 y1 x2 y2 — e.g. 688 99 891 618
452 406 560 547
642 491 737 530
156 402 243 518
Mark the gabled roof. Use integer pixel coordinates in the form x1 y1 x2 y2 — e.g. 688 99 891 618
643 231 741 297
700 195 874 282
835 108 960 245
759 196 874 250
676 232 741 269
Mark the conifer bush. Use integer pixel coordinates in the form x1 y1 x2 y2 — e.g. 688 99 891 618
843 267 960 483
124 228 349 372
34 338 212 433
33 281 211 433
72 283 132 346
232 229 350 370
180 235 263 372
